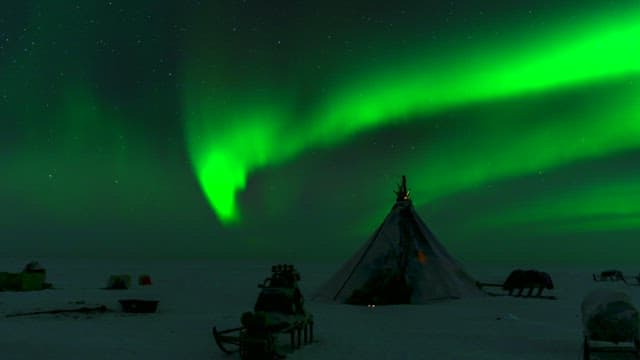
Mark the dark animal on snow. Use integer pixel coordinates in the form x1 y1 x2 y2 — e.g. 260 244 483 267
503 269 554 297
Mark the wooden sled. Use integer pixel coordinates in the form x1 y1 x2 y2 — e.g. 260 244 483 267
213 326 243 354
583 336 640 360
477 282 557 300
477 269 555 299
483 290 557 300
213 317 314 358
279 316 314 350
213 265 314 358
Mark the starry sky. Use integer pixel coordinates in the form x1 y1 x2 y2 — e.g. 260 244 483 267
1 0 639 263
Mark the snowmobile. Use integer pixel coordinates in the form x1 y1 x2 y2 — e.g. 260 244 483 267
213 264 314 359
582 290 640 359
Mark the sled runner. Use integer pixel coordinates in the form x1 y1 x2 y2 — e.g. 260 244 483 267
477 269 555 298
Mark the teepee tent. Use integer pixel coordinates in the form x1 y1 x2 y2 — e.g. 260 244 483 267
314 176 484 304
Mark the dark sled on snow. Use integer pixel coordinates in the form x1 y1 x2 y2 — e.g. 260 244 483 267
592 270 628 283
213 264 314 359
213 326 243 354
213 316 314 357
477 269 556 299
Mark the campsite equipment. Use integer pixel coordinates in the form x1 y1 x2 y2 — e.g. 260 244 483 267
593 270 627 283
0 261 52 291
6 305 109 318
23 261 44 272
478 269 556 299
314 176 484 305
138 274 152 286
213 264 314 359
119 299 159 313
581 290 640 359
105 274 132 290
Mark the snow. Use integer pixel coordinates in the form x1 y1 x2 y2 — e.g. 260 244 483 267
2 258 640 359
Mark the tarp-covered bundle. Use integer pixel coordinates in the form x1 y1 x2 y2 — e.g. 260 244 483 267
0 261 49 291
582 289 640 343
314 176 484 305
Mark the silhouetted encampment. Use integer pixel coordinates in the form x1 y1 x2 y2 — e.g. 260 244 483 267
314 176 484 305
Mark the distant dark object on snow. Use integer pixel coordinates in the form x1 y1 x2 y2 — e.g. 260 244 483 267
593 269 627 283
119 299 159 313
502 269 554 297
7 305 109 318
23 261 45 273
138 274 153 286
105 274 132 290
477 269 555 299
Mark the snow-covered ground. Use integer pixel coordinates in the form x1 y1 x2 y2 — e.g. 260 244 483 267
1 258 639 360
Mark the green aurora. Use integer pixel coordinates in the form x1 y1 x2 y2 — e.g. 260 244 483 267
481 178 640 233
184 4 640 225
2 0 640 262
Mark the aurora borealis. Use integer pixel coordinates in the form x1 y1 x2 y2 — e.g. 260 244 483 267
2 1 639 263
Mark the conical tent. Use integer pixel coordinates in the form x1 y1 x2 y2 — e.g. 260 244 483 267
314 176 485 304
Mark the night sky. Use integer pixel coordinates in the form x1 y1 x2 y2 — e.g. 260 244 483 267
2 1 639 263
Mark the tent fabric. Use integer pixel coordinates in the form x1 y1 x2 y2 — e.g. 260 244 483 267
314 198 485 304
